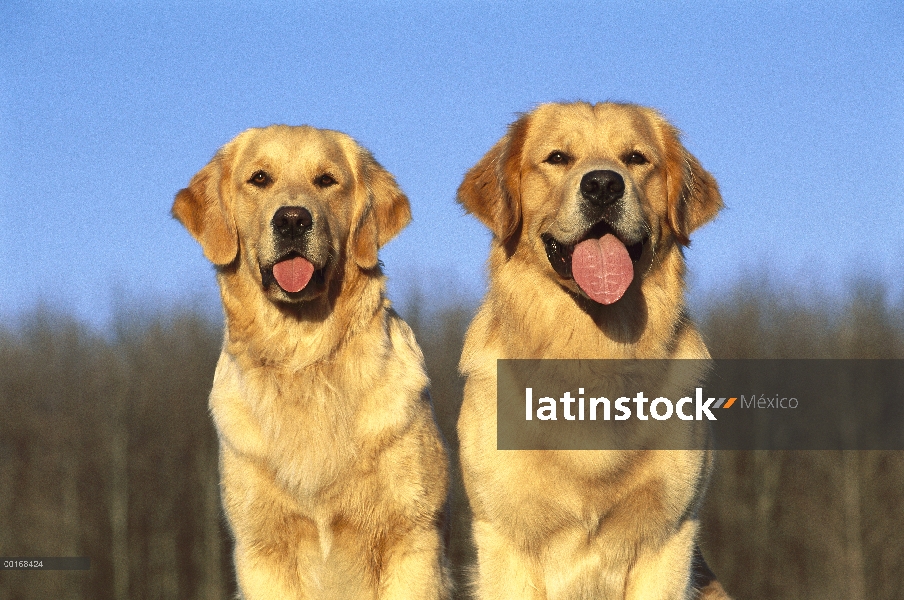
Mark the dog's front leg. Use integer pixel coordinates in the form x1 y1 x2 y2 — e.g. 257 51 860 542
469 519 548 600
222 448 319 599
378 525 450 600
623 518 698 600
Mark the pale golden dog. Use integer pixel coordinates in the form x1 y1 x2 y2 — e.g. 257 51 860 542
172 125 450 599
457 102 730 599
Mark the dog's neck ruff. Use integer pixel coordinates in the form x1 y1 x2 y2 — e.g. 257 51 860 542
219 264 388 371
477 239 690 362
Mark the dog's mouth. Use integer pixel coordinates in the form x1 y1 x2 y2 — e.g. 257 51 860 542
260 252 328 297
542 221 647 305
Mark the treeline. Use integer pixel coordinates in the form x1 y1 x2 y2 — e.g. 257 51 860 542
695 278 904 600
0 278 902 599
0 310 230 599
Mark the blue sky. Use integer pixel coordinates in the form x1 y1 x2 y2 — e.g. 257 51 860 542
2 1 902 327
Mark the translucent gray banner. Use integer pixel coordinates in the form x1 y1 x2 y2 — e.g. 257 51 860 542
496 360 904 450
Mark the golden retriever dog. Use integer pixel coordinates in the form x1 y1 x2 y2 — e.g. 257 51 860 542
457 102 730 599
172 125 450 599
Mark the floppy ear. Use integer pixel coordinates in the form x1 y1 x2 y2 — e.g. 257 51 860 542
663 124 723 246
457 115 529 242
351 152 412 270
171 147 239 266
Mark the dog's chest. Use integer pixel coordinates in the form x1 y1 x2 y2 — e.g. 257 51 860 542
270 379 361 497
211 353 363 497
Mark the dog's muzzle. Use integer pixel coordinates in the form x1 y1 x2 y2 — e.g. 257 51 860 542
541 170 648 304
262 205 327 297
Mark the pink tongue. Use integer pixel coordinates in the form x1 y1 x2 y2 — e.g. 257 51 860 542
272 257 314 293
571 234 634 305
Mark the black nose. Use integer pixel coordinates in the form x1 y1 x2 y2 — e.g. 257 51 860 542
272 206 312 237
580 170 625 206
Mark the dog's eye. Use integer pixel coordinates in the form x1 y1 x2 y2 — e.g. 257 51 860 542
248 170 273 188
624 151 649 165
315 173 337 188
544 151 571 166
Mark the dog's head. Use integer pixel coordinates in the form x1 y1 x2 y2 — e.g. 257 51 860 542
172 125 409 304
458 102 721 305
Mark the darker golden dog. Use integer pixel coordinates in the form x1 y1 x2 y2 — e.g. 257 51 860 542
457 102 730 599
173 125 450 599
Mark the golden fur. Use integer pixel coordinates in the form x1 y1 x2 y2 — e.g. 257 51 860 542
457 102 730 599
172 125 450 599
